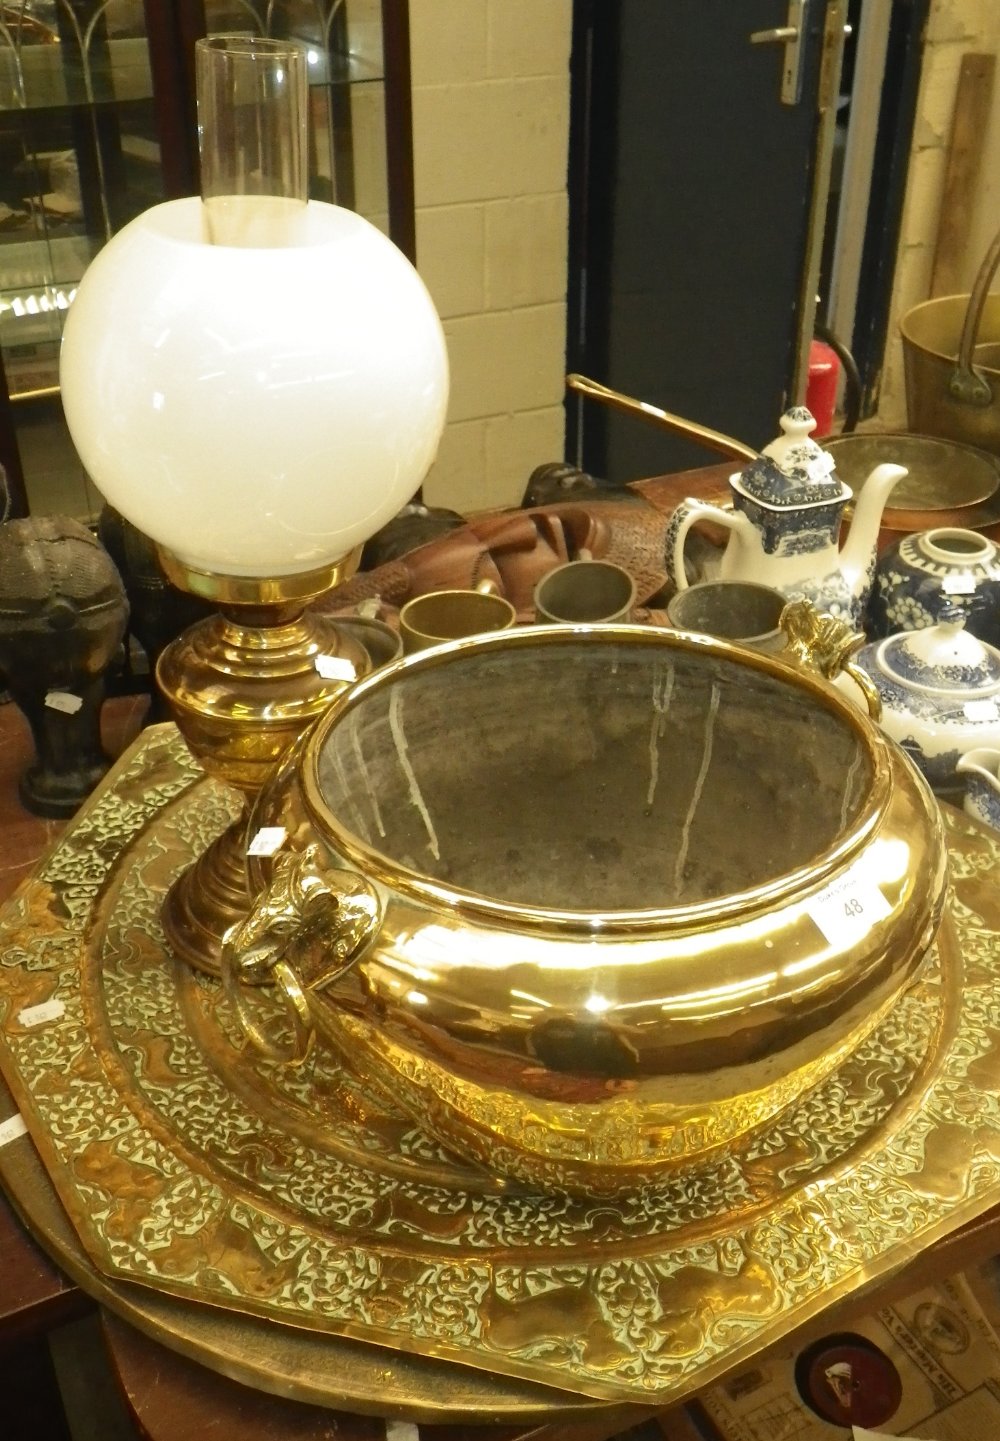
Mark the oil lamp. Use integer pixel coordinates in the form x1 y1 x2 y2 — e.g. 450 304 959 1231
59 35 448 973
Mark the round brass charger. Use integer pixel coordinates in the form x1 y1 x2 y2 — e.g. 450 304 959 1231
828 432 999 523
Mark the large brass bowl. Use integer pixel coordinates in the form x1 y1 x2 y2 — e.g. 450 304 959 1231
226 624 947 1195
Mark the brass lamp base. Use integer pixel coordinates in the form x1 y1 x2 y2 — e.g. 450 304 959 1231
155 551 368 976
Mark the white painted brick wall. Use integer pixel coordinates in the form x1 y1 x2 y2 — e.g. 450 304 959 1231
410 0 571 513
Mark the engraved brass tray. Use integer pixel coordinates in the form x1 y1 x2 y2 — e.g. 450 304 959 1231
3 726 1000 1416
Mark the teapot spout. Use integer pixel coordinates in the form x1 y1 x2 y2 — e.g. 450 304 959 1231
841 462 907 591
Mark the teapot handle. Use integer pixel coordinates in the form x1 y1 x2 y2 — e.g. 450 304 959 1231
666 497 743 592
221 844 382 1067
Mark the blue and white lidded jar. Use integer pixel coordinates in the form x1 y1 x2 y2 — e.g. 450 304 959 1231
870 527 1000 646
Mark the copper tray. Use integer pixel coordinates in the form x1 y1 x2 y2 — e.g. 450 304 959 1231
2 727 1000 1417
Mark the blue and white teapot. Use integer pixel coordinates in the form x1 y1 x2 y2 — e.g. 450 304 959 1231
665 407 906 625
854 608 1000 790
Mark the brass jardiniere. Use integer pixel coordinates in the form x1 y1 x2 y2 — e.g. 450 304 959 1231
224 617 947 1196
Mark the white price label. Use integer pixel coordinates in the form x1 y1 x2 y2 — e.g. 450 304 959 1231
942 573 976 596
805 453 835 483
17 999 65 1028
854 1431 925 1441
316 654 357 682
385 1423 420 1441
246 826 287 858
965 699 1000 722
0 1113 28 1148
807 873 892 948
44 690 83 715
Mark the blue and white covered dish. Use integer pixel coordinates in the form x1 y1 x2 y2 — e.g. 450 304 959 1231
855 608 1000 789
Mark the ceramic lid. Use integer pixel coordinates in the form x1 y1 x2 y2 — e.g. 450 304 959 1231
878 610 1000 695
731 407 850 510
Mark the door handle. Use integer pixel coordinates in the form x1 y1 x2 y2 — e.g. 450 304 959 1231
750 0 806 106
750 26 799 44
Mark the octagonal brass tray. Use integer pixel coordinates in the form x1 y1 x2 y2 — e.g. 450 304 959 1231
1 726 1000 1418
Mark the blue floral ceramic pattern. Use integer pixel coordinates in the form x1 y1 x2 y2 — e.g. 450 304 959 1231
881 635 1000 690
733 457 845 510
736 496 844 559
965 772 1000 831
786 572 861 625
665 406 900 615
856 666 942 720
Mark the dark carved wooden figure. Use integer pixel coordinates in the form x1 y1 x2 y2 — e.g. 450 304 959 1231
0 515 128 817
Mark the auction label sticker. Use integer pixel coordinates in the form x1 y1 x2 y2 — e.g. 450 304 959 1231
942 573 976 596
0 1113 28 1147
316 654 356 682
807 870 892 948
247 826 287 857
964 699 999 722
17 999 65 1028
44 690 83 714
385 1424 420 1441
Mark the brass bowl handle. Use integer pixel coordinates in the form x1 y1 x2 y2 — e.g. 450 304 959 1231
950 224 1000 407
778 599 882 722
221 844 382 1067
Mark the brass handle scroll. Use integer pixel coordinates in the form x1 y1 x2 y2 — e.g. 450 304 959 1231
221 844 382 1067
778 599 882 722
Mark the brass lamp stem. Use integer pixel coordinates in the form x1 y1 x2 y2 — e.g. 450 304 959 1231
156 553 369 976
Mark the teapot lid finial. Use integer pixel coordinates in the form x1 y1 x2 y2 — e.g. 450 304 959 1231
777 406 817 441
732 405 849 510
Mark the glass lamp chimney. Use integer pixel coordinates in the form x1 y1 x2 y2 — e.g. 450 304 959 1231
196 34 308 248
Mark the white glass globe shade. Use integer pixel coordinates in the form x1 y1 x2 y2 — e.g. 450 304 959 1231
60 198 449 576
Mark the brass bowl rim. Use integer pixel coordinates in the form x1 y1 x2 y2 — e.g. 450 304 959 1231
299 623 893 936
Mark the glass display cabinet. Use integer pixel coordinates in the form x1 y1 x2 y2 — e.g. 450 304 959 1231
0 0 413 520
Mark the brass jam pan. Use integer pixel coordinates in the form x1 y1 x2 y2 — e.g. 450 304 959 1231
828 432 1000 529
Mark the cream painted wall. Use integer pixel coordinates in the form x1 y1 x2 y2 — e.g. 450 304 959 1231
878 0 1000 426
408 0 572 514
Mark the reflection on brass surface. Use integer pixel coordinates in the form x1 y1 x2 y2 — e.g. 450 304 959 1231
901 292 1000 456
2 729 997 1411
236 625 944 1192
155 550 361 606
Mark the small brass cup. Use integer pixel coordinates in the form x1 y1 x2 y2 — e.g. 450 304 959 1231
399 586 516 654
